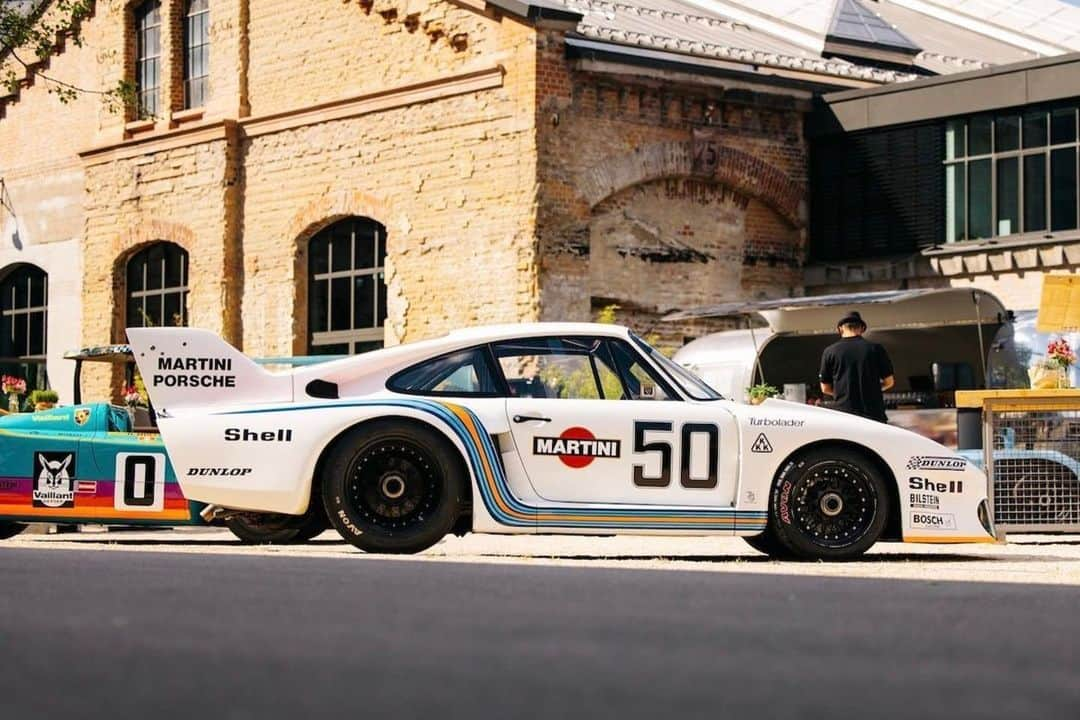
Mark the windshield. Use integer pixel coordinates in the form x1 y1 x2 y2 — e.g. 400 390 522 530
630 333 723 400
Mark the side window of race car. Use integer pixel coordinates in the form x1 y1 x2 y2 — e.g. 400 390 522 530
604 339 675 401
493 337 609 400
387 348 501 396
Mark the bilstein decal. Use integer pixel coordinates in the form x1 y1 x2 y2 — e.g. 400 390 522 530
153 356 236 388
533 427 621 468
906 456 966 472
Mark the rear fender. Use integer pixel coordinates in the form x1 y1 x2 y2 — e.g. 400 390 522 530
159 400 484 516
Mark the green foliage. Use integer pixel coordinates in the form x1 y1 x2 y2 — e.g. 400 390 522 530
1 1 134 110
747 383 780 401
28 388 58 404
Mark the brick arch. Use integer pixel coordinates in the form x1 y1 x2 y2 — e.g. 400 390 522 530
110 221 196 343
286 190 391 246
576 141 805 228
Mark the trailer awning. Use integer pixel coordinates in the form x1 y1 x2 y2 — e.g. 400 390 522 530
663 288 1008 334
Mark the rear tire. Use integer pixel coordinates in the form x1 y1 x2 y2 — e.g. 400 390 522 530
225 512 304 544
0 521 27 540
770 447 889 561
322 420 465 554
293 508 331 542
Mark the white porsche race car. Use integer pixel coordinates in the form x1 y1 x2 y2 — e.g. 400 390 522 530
128 323 997 560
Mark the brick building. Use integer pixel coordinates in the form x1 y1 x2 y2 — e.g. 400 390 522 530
1 0 1078 397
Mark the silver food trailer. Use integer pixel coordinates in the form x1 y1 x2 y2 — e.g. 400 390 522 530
669 288 1022 449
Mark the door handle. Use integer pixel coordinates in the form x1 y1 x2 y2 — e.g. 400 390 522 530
513 414 551 424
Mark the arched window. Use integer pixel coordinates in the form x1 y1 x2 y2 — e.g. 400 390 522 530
183 0 210 109
308 217 387 355
126 242 188 328
134 0 162 118
0 264 48 392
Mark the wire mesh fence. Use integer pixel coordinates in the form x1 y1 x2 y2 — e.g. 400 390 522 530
986 401 1080 532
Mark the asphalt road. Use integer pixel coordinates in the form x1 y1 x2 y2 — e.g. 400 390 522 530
1 547 1077 720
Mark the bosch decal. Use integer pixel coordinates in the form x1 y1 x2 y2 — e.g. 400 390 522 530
909 477 964 493
906 456 966 472
153 356 236 388
910 511 957 530
32 451 76 509
533 427 621 468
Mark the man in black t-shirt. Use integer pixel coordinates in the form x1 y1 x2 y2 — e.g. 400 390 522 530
819 311 895 423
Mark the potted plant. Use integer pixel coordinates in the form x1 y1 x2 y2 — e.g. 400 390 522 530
122 383 142 426
29 389 59 411
747 383 780 405
1031 337 1077 389
2 375 26 413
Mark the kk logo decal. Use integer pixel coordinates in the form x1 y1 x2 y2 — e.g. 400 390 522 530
533 427 621 469
751 433 773 453
32 451 76 508
74 408 91 426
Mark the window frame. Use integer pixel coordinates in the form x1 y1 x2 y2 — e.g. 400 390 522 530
386 345 507 398
385 335 684 401
182 0 210 109
125 242 189 329
944 105 1080 242
134 0 163 119
0 264 49 393
307 217 387 356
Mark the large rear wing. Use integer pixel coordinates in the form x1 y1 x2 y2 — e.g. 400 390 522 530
127 328 292 415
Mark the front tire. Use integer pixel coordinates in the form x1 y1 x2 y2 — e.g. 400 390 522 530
770 447 889 561
0 521 27 540
322 420 465 554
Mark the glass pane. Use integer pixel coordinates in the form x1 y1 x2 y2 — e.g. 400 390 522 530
997 157 1019 236
310 236 329 275
1051 107 1076 145
164 248 184 287
1023 153 1047 233
9 279 25 309
144 294 161 327
0 315 11 356
1051 147 1078 232
178 290 189 325
127 297 144 328
945 119 965 160
163 292 181 329
969 116 992 155
995 114 1019 152
1023 111 1048 148
946 163 966 242
354 340 383 354
389 349 496 395
28 273 45 307
330 230 351 272
310 342 349 355
353 275 374 329
968 159 992 239
310 279 328 333
13 313 26 355
354 223 375 269
330 277 350 330
28 312 44 356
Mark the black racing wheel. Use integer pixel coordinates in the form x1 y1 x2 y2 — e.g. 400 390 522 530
0 520 27 540
769 447 889 561
322 420 465 554
225 512 307 544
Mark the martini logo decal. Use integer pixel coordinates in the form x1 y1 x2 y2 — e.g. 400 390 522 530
533 427 621 468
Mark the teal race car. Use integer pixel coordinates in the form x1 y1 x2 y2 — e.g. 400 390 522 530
0 345 329 543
